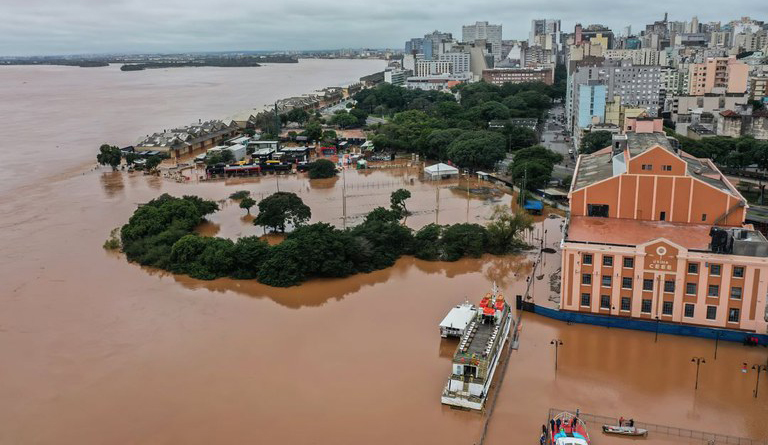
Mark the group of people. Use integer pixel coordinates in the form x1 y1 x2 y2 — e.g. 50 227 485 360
540 416 581 444
618 416 635 427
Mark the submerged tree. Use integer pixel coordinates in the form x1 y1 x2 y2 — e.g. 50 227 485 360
253 192 311 233
390 188 412 218
485 205 533 254
239 197 256 214
307 159 338 179
97 144 122 170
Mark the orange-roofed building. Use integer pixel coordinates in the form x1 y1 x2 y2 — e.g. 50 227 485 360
561 118 768 333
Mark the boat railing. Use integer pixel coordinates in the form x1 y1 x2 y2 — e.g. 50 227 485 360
547 408 767 445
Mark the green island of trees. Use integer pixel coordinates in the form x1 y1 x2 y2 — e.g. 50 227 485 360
119 191 534 287
307 159 338 179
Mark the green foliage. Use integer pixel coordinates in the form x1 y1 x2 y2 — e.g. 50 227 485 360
239 197 256 214
97 144 122 170
441 224 489 261
118 189 530 287
103 228 121 250
125 152 138 165
504 126 539 150
303 121 323 142
229 190 251 200
307 159 338 179
355 81 553 162
580 131 613 154
329 111 359 128
485 206 533 254
120 194 218 269
253 192 311 232
446 131 507 170
285 108 309 124
671 133 768 169
508 145 563 190
321 130 338 143
145 155 162 171
390 188 412 218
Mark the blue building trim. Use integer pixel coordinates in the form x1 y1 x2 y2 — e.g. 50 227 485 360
524 303 768 344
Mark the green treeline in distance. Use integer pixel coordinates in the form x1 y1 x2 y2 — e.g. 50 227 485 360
119 192 534 287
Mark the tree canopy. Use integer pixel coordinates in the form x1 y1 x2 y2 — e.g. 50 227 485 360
117 190 534 287
97 144 122 170
580 131 613 154
253 192 312 233
307 159 338 179
507 145 563 190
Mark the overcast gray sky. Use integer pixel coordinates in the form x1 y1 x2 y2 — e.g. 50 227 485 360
1 0 766 56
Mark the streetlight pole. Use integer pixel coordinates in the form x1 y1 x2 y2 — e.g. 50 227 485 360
744 363 768 398
714 331 722 360
691 357 706 391
550 339 563 372
654 316 660 343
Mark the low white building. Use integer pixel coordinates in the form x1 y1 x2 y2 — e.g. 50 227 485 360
424 162 460 180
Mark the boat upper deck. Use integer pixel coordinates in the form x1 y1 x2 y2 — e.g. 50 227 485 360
453 304 509 363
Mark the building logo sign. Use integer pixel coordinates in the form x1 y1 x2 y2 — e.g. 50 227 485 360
645 241 678 272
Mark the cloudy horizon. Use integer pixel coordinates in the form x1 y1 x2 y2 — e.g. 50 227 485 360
1 0 766 57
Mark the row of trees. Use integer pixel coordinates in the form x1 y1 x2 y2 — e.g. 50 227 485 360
97 144 162 171
119 191 533 287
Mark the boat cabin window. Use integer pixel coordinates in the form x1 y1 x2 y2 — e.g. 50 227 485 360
463 365 477 378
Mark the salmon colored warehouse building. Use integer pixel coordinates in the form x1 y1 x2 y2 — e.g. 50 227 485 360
561 121 768 333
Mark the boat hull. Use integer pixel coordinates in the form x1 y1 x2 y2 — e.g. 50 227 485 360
602 425 648 436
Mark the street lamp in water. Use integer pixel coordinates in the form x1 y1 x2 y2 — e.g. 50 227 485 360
550 339 564 372
744 363 768 398
691 357 706 391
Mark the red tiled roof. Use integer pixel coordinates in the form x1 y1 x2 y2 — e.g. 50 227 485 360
719 109 739 117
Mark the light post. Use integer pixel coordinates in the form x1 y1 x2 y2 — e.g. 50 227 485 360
713 331 722 360
654 316 661 343
550 339 563 372
744 363 768 398
691 357 706 391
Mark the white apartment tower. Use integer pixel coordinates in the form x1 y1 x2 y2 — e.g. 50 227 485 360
463 21 502 60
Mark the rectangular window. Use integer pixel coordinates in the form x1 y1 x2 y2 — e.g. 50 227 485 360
710 264 721 276
623 257 634 268
582 273 592 285
603 256 613 267
600 295 611 309
602 276 612 287
620 297 631 311
728 308 740 323
730 286 742 300
708 284 719 297
621 277 632 289
686 282 697 295
733 266 744 278
688 263 699 274
641 164 653 170
706 305 717 320
662 301 673 315
641 299 652 313
582 253 593 265
701 213 707 222
664 280 675 293
643 279 654 291
659 211 666 221
684 303 695 318
662 165 672 171
580 293 591 307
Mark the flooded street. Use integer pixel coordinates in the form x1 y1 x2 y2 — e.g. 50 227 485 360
1 63 767 444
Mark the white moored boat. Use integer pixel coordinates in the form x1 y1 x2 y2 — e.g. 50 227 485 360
438 301 477 338
602 421 648 437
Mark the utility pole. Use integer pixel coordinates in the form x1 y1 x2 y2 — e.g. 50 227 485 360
691 357 706 391
713 331 722 360
342 166 347 229
550 339 563 372
435 163 440 225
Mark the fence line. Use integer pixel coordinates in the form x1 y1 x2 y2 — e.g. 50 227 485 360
547 408 767 445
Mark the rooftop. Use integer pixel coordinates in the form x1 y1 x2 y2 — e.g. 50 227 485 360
566 216 713 250
573 132 736 195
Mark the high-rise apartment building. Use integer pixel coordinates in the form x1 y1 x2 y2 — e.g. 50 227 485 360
529 19 562 52
688 57 749 95
462 21 502 60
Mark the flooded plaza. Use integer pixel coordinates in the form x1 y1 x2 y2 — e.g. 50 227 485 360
1 63 767 444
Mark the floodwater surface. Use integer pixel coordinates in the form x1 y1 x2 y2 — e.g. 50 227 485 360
0 62 767 445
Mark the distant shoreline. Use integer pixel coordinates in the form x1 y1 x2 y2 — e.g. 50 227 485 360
0 55 300 70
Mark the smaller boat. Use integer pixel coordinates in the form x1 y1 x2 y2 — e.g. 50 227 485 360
550 412 590 445
602 419 648 437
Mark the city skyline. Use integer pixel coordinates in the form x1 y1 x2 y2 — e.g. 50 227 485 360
1 0 767 56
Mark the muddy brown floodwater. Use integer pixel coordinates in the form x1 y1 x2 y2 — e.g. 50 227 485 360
1 63 767 445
